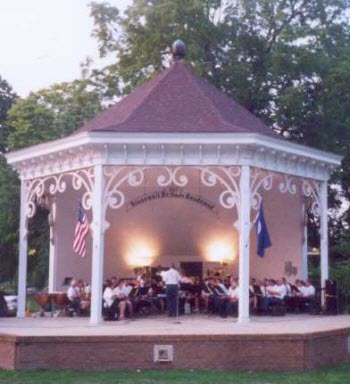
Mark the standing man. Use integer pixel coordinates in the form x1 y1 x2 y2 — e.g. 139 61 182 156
160 264 181 317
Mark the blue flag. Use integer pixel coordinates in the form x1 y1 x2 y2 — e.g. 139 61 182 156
255 203 272 257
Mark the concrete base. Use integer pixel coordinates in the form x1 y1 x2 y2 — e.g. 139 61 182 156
0 315 349 371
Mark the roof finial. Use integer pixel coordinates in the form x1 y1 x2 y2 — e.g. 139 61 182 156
172 39 186 61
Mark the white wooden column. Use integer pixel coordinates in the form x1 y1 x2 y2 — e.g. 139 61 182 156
301 201 308 280
238 165 250 323
48 201 57 293
17 179 28 318
320 180 329 306
90 164 105 325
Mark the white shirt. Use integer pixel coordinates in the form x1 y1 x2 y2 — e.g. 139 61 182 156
160 268 181 285
180 276 193 284
228 286 239 300
267 284 286 299
112 285 129 297
300 285 315 297
67 286 79 301
123 285 133 297
103 287 114 307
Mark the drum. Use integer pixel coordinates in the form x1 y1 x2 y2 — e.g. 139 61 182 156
51 292 69 307
35 293 51 309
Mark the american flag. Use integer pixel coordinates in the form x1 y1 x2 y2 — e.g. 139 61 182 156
73 201 89 257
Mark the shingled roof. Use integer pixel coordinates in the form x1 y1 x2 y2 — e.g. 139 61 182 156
77 61 274 135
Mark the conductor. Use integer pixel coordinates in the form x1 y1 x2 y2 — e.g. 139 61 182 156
160 264 181 317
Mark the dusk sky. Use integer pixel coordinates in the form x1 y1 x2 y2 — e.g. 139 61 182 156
0 0 130 97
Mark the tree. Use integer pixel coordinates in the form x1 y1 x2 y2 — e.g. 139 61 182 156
87 0 350 253
0 76 18 285
1 80 102 287
88 0 350 130
6 80 102 150
0 156 20 284
0 76 17 152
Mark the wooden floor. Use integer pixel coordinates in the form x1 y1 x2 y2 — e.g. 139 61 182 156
0 314 349 371
0 313 349 336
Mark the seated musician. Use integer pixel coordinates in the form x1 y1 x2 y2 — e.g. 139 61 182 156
77 279 90 313
301 279 316 297
131 279 152 314
226 280 239 316
201 278 215 313
216 277 229 295
180 272 200 313
249 278 264 311
112 279 133 319
111 276 118 289
103 279 120 320
152 279 166 312
187 283 200 313
282 278 295 311
212 278 229 318
260 279 286 313
294 279 316 311
67 279 82 314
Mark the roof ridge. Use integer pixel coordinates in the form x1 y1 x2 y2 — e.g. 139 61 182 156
118 64 176 127
184 66 225 125
75 67 173 134
183 65 244 132
76 60 274 135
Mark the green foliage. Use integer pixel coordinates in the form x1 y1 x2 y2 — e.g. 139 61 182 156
6 80 102 150
0 79 102 287
0 155 20 283
0 77 18 284
27 207 50 289
0 75 17 152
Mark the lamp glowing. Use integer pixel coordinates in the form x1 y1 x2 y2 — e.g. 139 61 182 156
206 241 235 263
126 242 155 267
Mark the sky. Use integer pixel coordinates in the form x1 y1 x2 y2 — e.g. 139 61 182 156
0 0 130 97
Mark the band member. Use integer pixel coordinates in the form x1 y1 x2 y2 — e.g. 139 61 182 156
160 264 181 317
294 279 316 311
113 279 133 319
260 279 286 312
226 280 239 316
67 279 82 314
103 279 120 320
212 279 229 317
201 278 215 313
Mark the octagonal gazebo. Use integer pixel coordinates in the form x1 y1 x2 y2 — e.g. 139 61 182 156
6 49 341 325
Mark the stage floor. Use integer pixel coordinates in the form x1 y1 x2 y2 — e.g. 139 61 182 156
0 314 349 371
0 313 350 336
0 314 350 336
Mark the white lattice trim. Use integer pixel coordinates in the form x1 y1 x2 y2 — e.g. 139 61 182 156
250 168 273 211
302 179 321 217
24 168 94 218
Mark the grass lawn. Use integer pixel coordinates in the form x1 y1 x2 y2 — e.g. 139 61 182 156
0 364 349 384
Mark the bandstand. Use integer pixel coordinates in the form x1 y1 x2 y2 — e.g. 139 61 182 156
6 45 342 328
